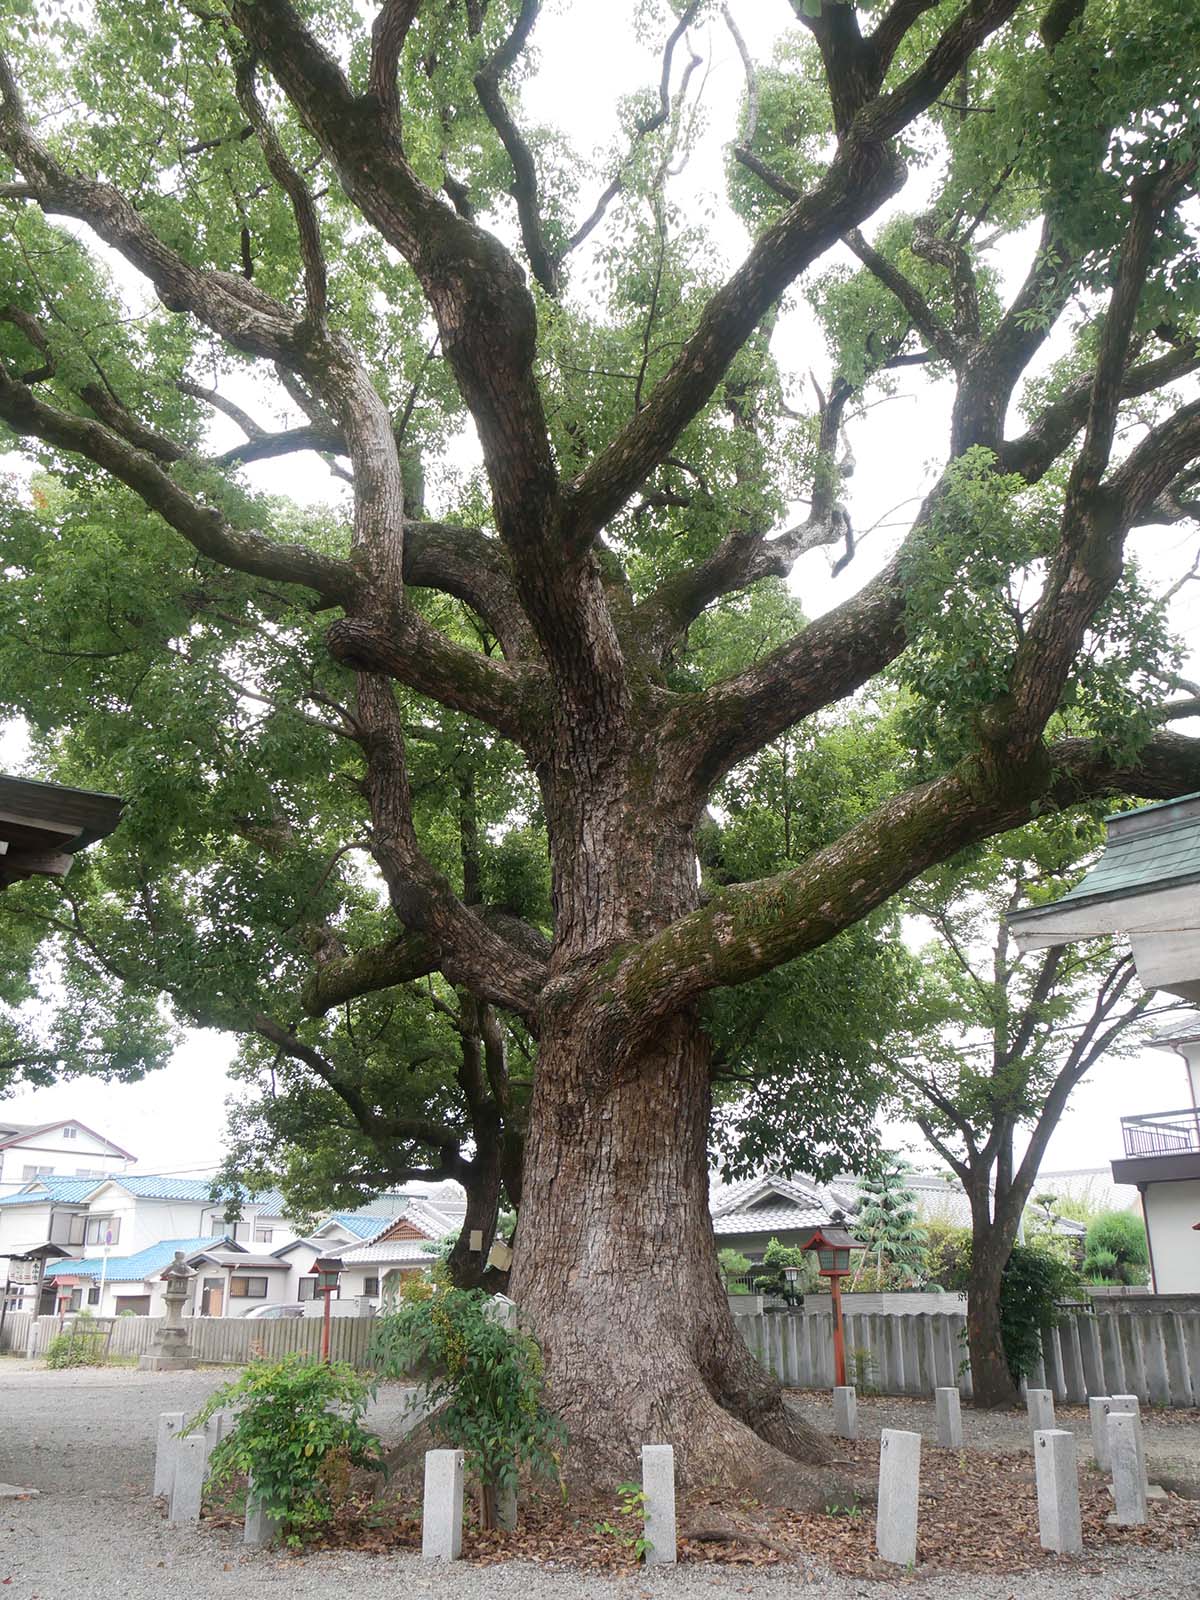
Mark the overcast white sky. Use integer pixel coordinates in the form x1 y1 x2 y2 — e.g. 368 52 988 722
2 2 1198 1190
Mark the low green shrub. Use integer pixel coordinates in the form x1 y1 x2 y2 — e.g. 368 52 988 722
44 1312 108 1369
369 1285 564 1526
998 1245 1081 1384
188 1355 382 1547
1082 1210 1150 1286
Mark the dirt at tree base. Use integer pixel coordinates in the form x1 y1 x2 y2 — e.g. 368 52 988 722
206 1433 1200 1576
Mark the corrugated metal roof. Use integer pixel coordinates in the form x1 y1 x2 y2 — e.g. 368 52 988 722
42 1236 228 1283
327 1213 391 1240
0 1177 99 1207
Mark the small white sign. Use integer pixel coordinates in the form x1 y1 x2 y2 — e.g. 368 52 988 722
7 1261 40 1286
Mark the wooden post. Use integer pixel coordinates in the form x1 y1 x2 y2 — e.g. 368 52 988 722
321 1286 333 1363
831 1275 847 1388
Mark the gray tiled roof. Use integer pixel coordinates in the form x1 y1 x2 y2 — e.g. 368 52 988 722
713 1203 831 1237
1011 792 1200 926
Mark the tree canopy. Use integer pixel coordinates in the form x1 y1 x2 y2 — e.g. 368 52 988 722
1 0 1198 1486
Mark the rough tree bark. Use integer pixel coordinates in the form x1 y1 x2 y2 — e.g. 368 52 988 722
1 0 1198 1495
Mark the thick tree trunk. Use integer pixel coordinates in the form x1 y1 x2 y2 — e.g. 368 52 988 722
966 1242 1019 1408
446 1136 505 1292
511 999 834 1496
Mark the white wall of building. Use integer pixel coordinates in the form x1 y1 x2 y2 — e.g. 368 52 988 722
1145 1179 1200 1293
0 1122 131 1195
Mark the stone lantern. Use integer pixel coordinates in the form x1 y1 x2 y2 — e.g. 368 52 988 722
138 1251 197 1371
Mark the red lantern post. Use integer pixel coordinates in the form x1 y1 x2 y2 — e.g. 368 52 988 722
309 1257 343 1362
799 1225 864 1388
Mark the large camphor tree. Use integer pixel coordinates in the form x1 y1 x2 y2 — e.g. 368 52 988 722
1 0 1199 1487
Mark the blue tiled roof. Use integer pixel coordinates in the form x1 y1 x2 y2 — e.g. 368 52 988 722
328 1213 391 1240
0 1177 100 1207
88 1175 289 1212
43 1236 228 1283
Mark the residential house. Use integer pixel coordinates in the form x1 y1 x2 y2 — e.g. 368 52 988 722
0 1173 298 1314
333 1196 466 1301
42 1236 292 1318
1009 792 1200 1292
271 1213 394 1303
0 1119 135 1197
709 1175 859 1264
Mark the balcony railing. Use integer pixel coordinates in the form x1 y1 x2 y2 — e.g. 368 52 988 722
1121 1106 1200 1159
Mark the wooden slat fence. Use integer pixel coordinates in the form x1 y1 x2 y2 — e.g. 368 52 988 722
734 1305 1200 1407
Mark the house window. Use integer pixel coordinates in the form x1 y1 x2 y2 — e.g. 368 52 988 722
253 1227 273 1244
63 1126 77 1139
22 1164 53 1180
67 1215 87 1246
75 1168 105 1178
210 1217 227 1236
87 1285 100 1306
363 1277 380 1297
297 1276 317 1301
229 1276 268 1299
84 1216 120 1246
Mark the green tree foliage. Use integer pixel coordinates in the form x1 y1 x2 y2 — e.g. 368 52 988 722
851 1154 928 1288
1 0 1198 1476
752 1236 821 1303
1082 1210 1151 1286
886 818 1159 1401
189 1356 383 1547
997 1245 1081 1385
369 1284 563 1527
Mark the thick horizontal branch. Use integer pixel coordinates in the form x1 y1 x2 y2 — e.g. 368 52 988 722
300 907 549 1016
327 612 535 745
611 728 1200 1032
0 366 360 606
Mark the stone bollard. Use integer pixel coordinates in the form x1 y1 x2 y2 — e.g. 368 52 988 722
934 1386 962 1449
1034 1430 1083 1555
832 1386 858 1441
1108 1412 1147 1526
1026 1388 1055 1433
421 1449 464 1560
244 1477 280 1548
641 1444 677 1566
154 1412 185 1498
1111 1392 1141 1421
876 1429 920 1567
204 1409 231 1454
168 1432 207 1525
1089 1397 1113 1470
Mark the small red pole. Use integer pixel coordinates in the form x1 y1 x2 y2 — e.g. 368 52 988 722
830 1274 847 1388
321 1285 333 1363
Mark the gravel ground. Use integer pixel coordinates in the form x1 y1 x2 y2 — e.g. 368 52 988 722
1 1362 1198 1600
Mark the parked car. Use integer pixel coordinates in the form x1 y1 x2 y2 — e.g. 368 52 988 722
242 1302 306 1320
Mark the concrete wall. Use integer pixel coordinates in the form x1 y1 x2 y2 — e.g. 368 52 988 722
733 1303 1200 1407
1145 1178 1200 1293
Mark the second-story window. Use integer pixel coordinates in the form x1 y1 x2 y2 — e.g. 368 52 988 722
62 1126 77 1139
84 1216 120 1246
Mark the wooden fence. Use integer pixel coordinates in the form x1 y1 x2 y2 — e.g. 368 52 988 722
1 1311 379 1368
6 1300 1200 1408
734 1304 1200 1407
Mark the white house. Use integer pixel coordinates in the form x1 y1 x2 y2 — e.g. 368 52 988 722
333 1197 466 1301
1010 792 1200 1293
41 1235 293 1318
0 1174 299 1314
0 1119 134 1196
